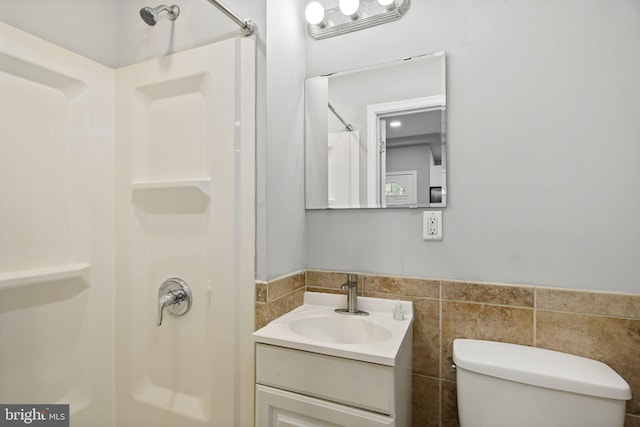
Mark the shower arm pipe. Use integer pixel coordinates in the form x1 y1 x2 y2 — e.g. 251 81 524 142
205 0 255 36
328 103 354 132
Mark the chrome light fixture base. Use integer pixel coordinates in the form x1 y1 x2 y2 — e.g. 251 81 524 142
307 0 410 40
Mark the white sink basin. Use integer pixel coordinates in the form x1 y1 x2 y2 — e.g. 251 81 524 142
253 292 413 366
288 313 393 344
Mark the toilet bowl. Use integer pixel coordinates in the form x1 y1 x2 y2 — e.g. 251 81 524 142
453 339 631 427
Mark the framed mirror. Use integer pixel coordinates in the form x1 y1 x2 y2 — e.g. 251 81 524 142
305 51 446 209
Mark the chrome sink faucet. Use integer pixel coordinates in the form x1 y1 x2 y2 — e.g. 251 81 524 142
335 274 368 316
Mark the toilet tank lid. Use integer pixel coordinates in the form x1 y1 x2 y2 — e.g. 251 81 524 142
452 339 631 400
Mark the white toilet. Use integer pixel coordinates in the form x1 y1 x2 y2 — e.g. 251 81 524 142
453 339 631 427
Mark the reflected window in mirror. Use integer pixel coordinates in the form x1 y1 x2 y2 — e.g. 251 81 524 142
386 182 407 197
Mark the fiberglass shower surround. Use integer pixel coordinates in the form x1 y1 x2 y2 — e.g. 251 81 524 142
0 1 257 425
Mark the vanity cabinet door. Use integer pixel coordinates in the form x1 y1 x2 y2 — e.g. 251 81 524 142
256 385 395 427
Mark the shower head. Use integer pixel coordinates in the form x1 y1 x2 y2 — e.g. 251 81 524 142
139 5 180 26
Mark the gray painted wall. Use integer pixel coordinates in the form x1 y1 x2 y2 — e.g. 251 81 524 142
1 0 118 67
305 0 640 293
259 0 307 280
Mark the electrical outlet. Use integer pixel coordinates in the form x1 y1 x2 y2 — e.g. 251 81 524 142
423 211 442 240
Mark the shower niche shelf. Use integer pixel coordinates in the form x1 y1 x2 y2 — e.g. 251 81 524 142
131 179 211 213
0 263 90 312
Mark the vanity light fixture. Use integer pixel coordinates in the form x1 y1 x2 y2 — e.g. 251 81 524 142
389 120 402 127
305 0 410 40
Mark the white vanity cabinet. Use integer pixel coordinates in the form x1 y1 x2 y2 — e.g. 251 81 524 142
255 343 411 427
253 293 414 427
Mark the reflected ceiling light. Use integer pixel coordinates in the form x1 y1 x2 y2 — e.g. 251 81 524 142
305 2 326 27
305 0 410 40
389 121 402 127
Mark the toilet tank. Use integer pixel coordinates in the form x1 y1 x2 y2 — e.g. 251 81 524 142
453 339 631 427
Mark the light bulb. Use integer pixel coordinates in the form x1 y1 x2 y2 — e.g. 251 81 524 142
305 2 325 26
377 0 397 10
339 0 360 17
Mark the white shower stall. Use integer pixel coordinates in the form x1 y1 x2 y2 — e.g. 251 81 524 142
0 18 255 427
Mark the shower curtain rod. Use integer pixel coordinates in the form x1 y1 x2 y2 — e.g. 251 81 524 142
328 103 354 132
205 0 255 36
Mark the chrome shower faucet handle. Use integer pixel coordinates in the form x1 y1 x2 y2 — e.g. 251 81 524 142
157 277 192 326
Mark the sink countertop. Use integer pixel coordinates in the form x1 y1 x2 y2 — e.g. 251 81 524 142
252 292 413 366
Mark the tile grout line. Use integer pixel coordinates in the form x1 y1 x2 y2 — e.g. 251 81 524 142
533 287 537 347
536 308 640 321
439 280 443 380
439 280 444 426
439 296 535 310
264 281 270 309
438 377 443 427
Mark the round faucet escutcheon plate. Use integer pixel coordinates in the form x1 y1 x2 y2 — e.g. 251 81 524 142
158 277 192 317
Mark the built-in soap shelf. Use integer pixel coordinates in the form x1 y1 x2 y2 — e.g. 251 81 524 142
0 263 90 312
0 263 90 290
131 179 211 195
131 179 211 213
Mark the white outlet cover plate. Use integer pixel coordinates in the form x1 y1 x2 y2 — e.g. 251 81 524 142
423 211 443 240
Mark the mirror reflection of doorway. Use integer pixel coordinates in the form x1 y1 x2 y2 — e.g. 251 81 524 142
367 96 446 207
